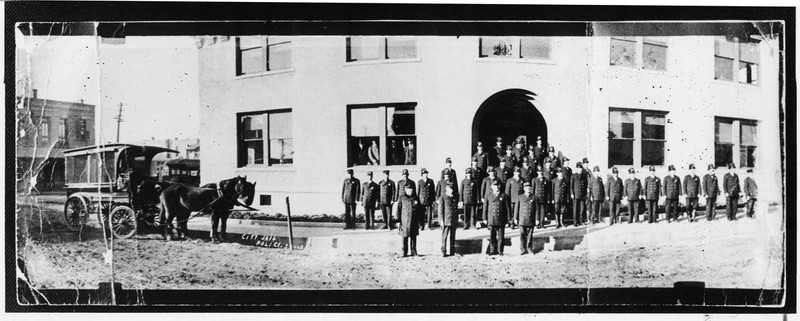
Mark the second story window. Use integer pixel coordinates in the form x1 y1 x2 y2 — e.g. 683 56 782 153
479 37 551 60
346 36 417 62
610 37 668 71
78 119 87 140
714 36 759 84
235 36 292 76
39 117 50 143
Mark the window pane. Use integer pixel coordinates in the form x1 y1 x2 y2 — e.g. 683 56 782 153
520 37 550 59
387 106 415 135
240 48 265 74
242 114 266 140
245 140 264 165
740 146 756 167
269 138 293 165
610 38 635 67
69 156 88 183
739 41 759 63
738 62 758 85
642 141 665 166
609 139 634 165
714 37 736 58
608 111 634 139
642 114 665 140
741 123 757 146
715 143 733 167
350 137 380 166
101 152 115 182
716 121 733 144
351 36 385 61
239 36 263 49
480 37 515 58
269 112 292 139
387 37 416 59
268 42 291 70
714 56 734 81
350 108 382 136
643 42 667 70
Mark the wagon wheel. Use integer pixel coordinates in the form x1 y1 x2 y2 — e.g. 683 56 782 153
64 195 90 231
108 205 137 239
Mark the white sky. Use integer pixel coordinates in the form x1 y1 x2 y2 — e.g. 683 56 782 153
15 31 200 143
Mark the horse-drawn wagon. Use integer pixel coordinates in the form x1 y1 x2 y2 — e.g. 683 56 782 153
62 144 178 239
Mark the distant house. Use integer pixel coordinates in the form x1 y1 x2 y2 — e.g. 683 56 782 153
16 94 96 192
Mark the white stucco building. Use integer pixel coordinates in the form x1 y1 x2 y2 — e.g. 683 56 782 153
197 34 782 216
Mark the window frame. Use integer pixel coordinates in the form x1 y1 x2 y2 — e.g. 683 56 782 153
607 107 669 167
346 102 418 167
78 119 87 141
346 36 418 63
39 117 50 143
235 36 293 77
609 36 669 71
478 36 553 61
713 36 760 85
236 108 294 168
715 116 758 169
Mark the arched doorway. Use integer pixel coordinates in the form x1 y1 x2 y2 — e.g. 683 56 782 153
471 89 547 165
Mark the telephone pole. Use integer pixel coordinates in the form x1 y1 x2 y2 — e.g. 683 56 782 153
114 102 123 143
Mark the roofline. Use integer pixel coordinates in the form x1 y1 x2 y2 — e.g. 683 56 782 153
63 143 179 155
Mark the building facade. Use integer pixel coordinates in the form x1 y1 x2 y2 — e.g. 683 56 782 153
198 35 782 216
16 95 96 192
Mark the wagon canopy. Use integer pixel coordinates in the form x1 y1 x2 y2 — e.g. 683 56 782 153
64 144 178 187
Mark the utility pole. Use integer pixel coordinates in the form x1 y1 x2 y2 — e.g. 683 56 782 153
114 102 123 143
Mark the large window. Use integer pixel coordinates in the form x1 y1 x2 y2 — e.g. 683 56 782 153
610 37 668 71
348 104 417 167
714 36 759 84
346 37 417 62
608 108 668 166
715 117 758 168
237 109 293 167
235 36 292 76
479 37 551 60
39 117 50 143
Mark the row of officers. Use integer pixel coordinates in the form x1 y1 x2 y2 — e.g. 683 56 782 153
341 156 759 257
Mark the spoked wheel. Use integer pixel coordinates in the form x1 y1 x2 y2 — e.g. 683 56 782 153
108 205 137 239
64 195 90 231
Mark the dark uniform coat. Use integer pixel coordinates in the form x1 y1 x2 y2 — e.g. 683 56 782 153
662 175 681 200
505 177 524 203
744 177 758 199
723 173 741 198
497 166 513 186
532 176 550 204
394 194 420 237
483 191 512 226
624 178 643 201
473 151 488 172
515 193 537 226
533 146 546 166
418 178 436 206
589 175 606 202
481 176 496 201
441 167 458 184
395 178 416 201
437 180 459 227
571 171 589 200
492 145 504 166
606 176 624 202
361 181 379 205
683 174 702 198
461 177 479 205
342 177 361 204
552 177 569 203
702 174 720 196
520 165 534 183
391 146 405 165
644 176 662 200
379 179 396 205
543 155 561 170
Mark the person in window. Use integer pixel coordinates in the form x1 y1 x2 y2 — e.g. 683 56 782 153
390 139 405 166
404 139 416 165
368 140 380 165
744 168 758 218
357 140 369 166
723 163 742 221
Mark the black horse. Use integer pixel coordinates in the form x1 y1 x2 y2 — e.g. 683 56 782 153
159 176 255 241
203 180 256 242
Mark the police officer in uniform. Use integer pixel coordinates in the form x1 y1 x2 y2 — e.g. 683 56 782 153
461 168 479 230
479 166 498 229
361 171 379 229
551 168 568 228
341 169 360 229
395 169 416 203
644 166 662 223
624 167 643 223
379 170 396 229
533 136 546 167
497 157 511 187
744 169 758 218
663 165 682 223
438 171 459 257
473 142 489 177
492 136 504 167
515 182 537 255
441 157 458 184
606 167 624 225
723 163 742 221
683 163 702 222
483 179 511 255
702 164 721 221
532 165 549 229
526 144 538 169
512 138 526 167
418 168 436 230
394 182 420 257
470 157 483 182
520 157 534 183
588 166 605 225
543 146 560 170
505 166 524 229
503 145 517 168
571 162 588 226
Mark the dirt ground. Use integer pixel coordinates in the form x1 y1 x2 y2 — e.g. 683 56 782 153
16 197 785 290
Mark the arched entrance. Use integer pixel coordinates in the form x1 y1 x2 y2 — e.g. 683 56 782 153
471 89 547 165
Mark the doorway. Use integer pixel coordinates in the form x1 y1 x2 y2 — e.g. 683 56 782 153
471 89 547 164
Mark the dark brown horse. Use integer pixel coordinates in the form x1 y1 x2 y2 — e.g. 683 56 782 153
202 180 256 242
159 176 255 241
